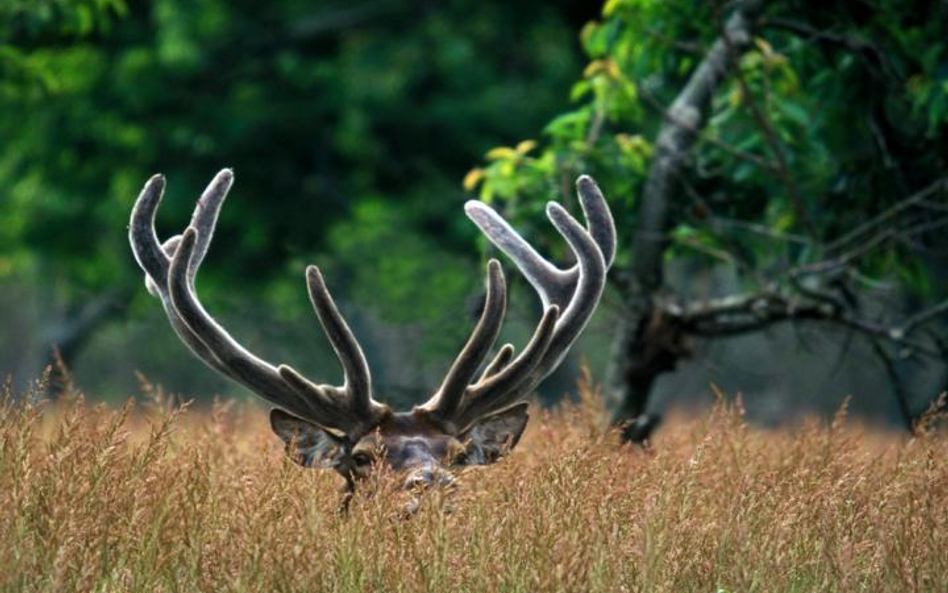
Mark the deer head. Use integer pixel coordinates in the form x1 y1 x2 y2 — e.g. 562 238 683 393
129 169 615 505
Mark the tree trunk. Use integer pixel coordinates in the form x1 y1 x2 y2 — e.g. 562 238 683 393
36 288 132 394
607 0 763 442
606 299 689 442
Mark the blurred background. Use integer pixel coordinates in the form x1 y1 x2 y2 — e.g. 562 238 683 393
2 0 947 437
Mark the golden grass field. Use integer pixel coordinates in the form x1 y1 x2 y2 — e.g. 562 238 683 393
1 375 946 593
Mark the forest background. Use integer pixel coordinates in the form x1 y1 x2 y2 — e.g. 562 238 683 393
2 0 947 435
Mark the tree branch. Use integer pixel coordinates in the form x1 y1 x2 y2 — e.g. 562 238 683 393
824 178 948 255
895 300 948 338
630 0 764 294
870 339 915 432
41 288 132 363
638 84 780 172
671 289 948 359
713 0 816 237
760 17 901 83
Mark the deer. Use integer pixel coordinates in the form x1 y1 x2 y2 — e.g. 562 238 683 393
129 168 614 510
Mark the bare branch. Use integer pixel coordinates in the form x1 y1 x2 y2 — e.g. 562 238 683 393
638 84 780 172
708 216 812 245
869 340 915 433
642 26 707 54
674 289 948 358
824 178 948 255
790 232 890 278
760 17 902 83
631 0 764 293
895 299 948 338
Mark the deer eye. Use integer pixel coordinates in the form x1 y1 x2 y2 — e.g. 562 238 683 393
351 452 373 467
446 442 469 466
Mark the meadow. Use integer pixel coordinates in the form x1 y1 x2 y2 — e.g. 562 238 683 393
1 375 946 593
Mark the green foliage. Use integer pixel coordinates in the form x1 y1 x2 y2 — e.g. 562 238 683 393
471 0 948 295
0 0 126 96
0 0 584 318
7 0 948 396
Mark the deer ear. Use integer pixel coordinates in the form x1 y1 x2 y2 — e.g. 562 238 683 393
460 403 529 465
269 409 348 469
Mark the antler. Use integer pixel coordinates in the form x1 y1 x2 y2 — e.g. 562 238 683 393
419 175 615 431
129 169 389 438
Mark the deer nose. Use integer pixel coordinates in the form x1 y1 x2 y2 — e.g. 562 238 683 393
403 466 455 490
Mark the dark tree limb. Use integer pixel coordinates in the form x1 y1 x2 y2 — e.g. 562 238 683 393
760 17 902 83
637 84 780 173
607 1 764 434
631 0 764 293
824 178 948 256
674 290 948 357
869 339 915 433
38 287 133 394
899 301 948 337
713 0 815 237
41 288 133 366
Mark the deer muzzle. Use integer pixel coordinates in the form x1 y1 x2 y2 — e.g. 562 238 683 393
402 465 456 491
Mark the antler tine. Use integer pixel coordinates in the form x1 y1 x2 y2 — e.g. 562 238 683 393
187 169 233 268
130 174 172 290
168 229 316 410
131 171 389 438
130 172 235 377
455 204 606 427
303 265 388 420
478 343 515 382
464 202 572 308
464 175 615 310
433 175 613 431
169 228 388 437
456 304 560 426
576 175 616 267
420 260 507 422
133 170 234 295
541 201 607 366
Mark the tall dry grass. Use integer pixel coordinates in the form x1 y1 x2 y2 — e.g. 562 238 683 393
1 375 946 593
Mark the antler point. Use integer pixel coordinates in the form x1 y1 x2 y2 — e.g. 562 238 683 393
464 200 492 220
142 174 166 196
306 265 326 285
277 364 302 382
545 201 567 219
